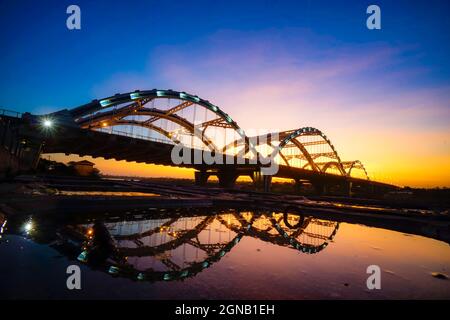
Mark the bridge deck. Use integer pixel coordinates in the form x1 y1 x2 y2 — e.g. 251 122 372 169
1 111 397 193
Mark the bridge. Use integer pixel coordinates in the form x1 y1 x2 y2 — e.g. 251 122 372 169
0 89 396 195
50 210 340 283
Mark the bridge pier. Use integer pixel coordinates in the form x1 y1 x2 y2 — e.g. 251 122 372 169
217 168 237 188
294 178 303 192
346 181 353 197
313 182 328 195
252 171 272 192
194 170 209 186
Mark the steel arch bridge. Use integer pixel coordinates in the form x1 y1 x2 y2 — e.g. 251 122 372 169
222 128 370 180
62 210 339 283
68 89 369 180
70 89 249 152
6 88 397 194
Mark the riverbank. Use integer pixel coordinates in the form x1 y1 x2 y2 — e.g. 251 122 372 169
1 175 449 243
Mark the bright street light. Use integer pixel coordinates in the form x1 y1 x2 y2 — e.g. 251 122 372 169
43 119 53 128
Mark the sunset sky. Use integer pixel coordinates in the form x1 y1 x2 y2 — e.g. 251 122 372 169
0 0 449 187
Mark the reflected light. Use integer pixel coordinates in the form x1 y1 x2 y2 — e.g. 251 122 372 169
0 219 6 239
23 220 33 234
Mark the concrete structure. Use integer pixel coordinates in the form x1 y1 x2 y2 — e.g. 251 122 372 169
0 110 41 178
68 160 96 176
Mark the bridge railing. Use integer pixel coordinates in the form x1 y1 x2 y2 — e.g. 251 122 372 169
96 127 177 145
0 108 22 118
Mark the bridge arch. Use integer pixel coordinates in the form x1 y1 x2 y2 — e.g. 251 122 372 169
343 160 370 180
70 89 253 153
62 89 373 184
275 127 345 174
223 127 350 176
320 161 347 176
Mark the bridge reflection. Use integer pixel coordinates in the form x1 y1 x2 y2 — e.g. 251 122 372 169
49 210 339 282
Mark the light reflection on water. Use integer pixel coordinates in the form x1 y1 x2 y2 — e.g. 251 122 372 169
80 212 339 281
1 209 449 299
56 191 160 197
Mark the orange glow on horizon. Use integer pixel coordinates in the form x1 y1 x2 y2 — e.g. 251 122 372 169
46 153 195 179
43 152 449 188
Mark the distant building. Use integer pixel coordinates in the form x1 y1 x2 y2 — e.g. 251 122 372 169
68 160 96 176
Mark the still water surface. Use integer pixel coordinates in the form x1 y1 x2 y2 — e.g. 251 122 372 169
0 209 449 299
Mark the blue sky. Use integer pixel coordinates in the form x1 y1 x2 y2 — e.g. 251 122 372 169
0 0 449 186
0 0 449 113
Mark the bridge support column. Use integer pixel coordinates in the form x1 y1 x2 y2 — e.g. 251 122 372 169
194 170 209 186
252 171 272 192
263 175 272 192
294 179 303 193
338 181 352 197
217 168 237 188
347 181 353 197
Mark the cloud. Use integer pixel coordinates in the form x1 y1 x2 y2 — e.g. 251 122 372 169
92 28 450 186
